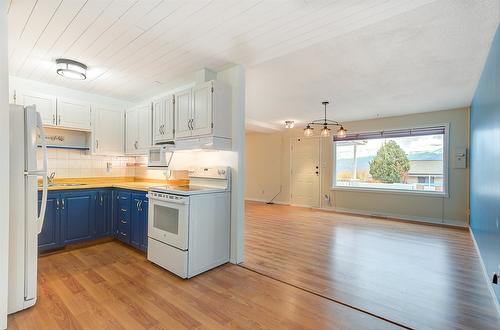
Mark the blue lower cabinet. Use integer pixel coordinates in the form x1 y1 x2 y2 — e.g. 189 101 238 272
37 188 148 253
38 191 61 252
95 189 111 238
60 190 97 245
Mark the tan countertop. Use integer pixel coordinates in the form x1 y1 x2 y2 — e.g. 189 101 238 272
38 177 188 192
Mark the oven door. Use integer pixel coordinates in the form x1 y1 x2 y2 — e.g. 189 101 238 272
148 197 189 250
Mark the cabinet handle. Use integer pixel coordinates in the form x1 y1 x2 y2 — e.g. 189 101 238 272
138 200 143 211
161 124 165 135
136 200 140 210
121 208 127 212
52 114 55 125
56 199 60 209
61 199 65 210
188 119 192 130
58 115 61 125
134 141 138 149
96 139 99 150
120 220 127 224
120 232 127 237
100 195 104 206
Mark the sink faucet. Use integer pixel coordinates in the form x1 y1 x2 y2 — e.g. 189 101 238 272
48 172 55 185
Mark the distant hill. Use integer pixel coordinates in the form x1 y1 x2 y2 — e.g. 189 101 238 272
337 149 442 173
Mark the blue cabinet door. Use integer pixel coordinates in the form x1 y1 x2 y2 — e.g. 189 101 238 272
38 192 61 252
140 197 149 252
95 189 111 238
61 191 96 245
130 195 142 250
131 192 148 251
115 190 131 244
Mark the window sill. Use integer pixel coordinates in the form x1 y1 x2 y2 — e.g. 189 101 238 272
331 186 448 198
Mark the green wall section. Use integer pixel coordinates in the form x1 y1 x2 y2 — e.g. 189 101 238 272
470 23 500 304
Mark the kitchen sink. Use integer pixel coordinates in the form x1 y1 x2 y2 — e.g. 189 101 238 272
52 183 88 187
40 183 88 187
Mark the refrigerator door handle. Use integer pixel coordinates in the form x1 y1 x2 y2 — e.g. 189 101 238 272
36 111 48 233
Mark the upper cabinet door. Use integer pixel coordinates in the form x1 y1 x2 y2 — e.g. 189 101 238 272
152 99 164 144
137 104 152 153
56 98 91 130
175 88 192 139
18 91 57 126
153 96 175 144
192 81 213 137
125 107 139 154
94 107 124 155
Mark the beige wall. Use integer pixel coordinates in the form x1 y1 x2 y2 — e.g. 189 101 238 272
246 107 469 227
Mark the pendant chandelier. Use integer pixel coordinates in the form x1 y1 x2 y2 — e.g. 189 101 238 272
304 101 347 138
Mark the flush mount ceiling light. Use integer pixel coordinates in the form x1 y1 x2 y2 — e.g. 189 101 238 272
284 120 295 128
56 58 87 80
304 101 347 138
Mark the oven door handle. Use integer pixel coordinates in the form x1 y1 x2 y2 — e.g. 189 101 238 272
148 195 188 205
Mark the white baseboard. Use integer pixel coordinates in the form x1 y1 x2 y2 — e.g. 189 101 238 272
469 228 500 316
245 199 466 228
245 198 288 205
316 206 467 228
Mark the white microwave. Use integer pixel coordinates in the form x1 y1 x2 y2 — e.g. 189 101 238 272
148 146 174 168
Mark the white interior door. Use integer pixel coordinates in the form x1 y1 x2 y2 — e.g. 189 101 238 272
291 137 320 207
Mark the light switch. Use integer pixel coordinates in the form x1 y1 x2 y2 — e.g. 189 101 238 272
454 147 467 169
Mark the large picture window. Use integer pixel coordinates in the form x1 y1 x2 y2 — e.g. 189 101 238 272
333 126 447 195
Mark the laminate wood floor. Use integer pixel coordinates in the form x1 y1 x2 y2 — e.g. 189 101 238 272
8 241 399 330
243 201 500 330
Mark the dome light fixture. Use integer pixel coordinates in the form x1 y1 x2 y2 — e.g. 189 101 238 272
303 101 346 138
284 120 295 129
56 58 87 80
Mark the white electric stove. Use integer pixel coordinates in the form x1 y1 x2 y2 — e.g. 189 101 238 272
147 167 231 278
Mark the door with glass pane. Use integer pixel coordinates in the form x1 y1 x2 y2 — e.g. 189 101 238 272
148 199 189 250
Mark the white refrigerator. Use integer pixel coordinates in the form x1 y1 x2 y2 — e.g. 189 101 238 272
8 104 48 314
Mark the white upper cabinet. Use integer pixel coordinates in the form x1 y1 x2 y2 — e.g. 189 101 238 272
17 90 91 130
192 81 213 136
93 107 124 155
126 104 152 155
17 91 56 126
152 96 174 144
56 98 92 130
174 80 231 141
174 89 192 139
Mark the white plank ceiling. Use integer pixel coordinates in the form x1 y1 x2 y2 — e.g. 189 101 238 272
8 0 442 102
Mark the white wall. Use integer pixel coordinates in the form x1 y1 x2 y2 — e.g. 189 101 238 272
1 3 9 329
246 108 469 227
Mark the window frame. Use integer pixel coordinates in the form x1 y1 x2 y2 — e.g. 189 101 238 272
331 123 450 198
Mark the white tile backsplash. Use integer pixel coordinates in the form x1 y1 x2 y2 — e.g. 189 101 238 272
39 149 136 179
